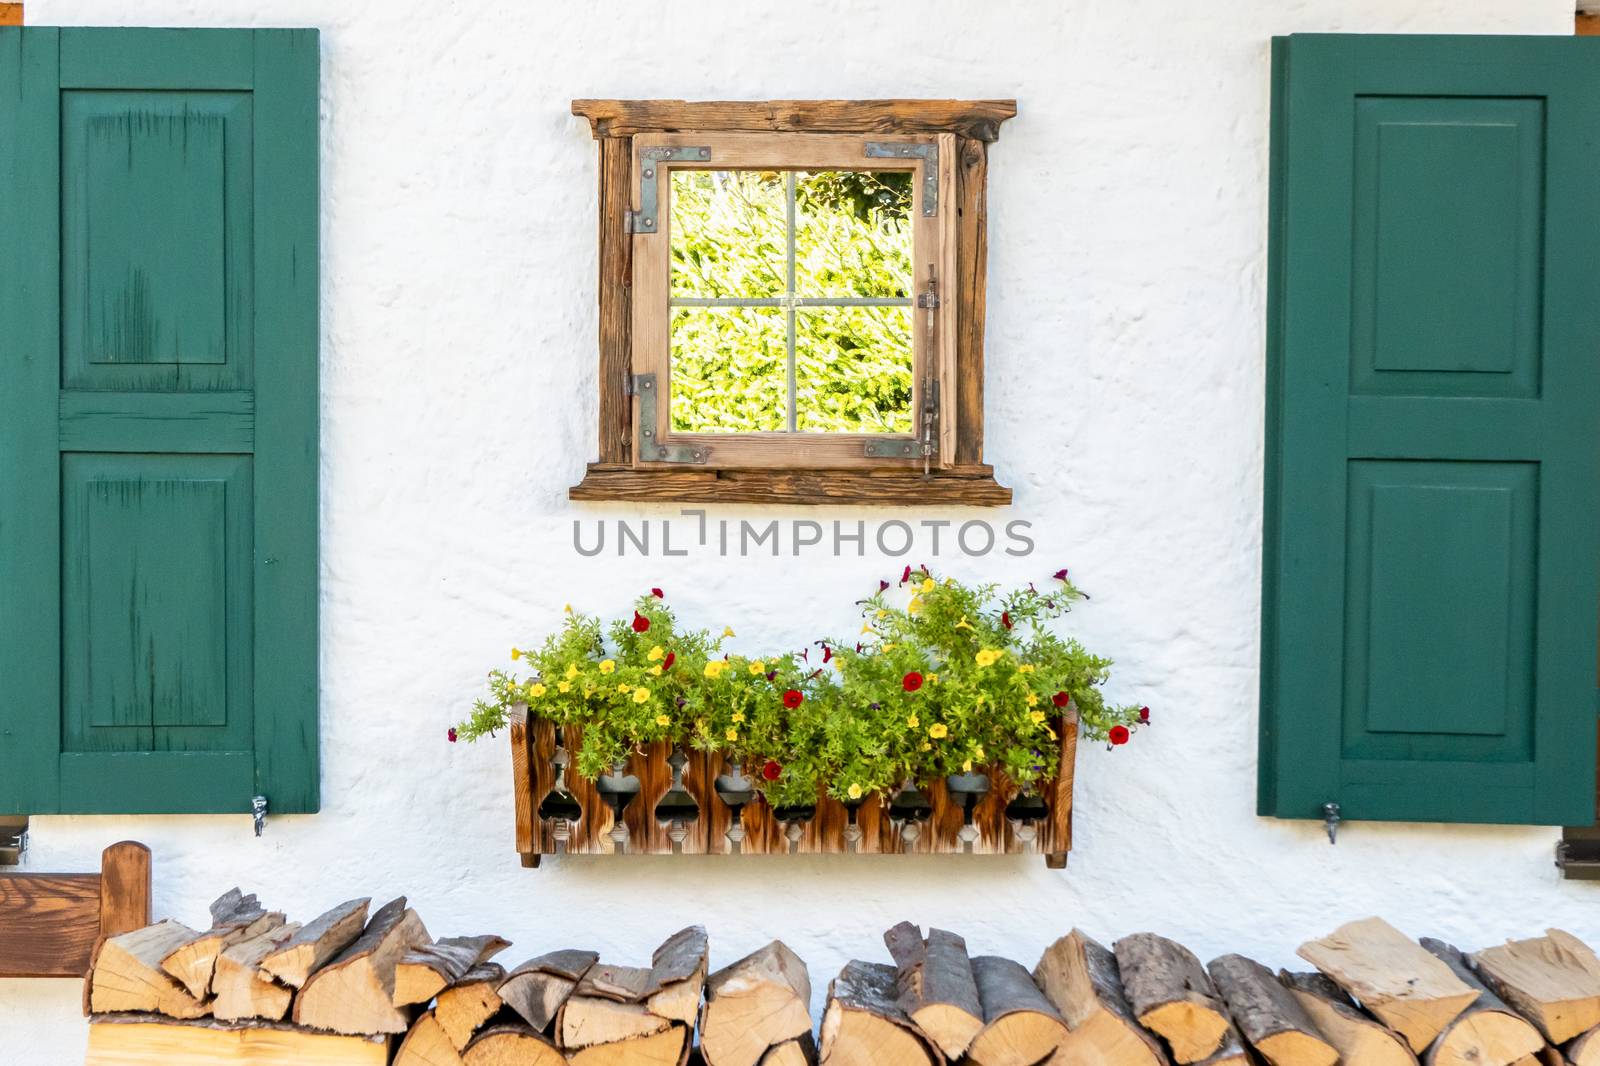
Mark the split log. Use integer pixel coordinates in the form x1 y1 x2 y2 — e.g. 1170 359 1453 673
645 925 709 1024
293 897 432 1036
567 1024 689 1066
1114 933 1231 1063
84 1015 390 1066
701 940 813 1066
1298 917 1477 1052
260 897 370 988
461 1022 565 1066
819 960 936 1066
1420 939 1545 1066
561 995 670 1049
1034 929 1168 1066
394 1010 465 1066
88 920 211 1018
883 921 983 1059
576 961 656 1001
160 889 284 1000
498 949 597 1032
1279 971 1417 1066
435 964 508 1050
967 953 1069 1066
395 935 512 1007
1207 954 1336 1066
1568 1028 1600 1066
213 921 303 1022
763 1033 820 1065
1195 1023 1251 1066
1471 930 1600 1045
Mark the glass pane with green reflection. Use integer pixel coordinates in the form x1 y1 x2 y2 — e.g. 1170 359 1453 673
795 170 914 298
796 306 914 433
670 307 788 432
670 171 785 298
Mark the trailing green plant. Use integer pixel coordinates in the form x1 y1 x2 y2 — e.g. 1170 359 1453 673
454 570 1148 806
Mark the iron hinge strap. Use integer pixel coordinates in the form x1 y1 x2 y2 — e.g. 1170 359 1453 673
632 373 708 464
628 146 712 234
865 140 939 216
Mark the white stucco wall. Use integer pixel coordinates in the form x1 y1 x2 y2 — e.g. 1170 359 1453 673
2 0 1587 1061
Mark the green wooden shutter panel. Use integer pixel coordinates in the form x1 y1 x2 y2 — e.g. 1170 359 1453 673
1261 34 1600 825
0 28 319 814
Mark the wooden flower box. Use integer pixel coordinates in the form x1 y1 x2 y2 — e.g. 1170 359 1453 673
509 705 1077 867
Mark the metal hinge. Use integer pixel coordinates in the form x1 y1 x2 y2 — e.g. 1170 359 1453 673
628 146 712 234
0 815 27 866
632 373 708 464
865 266 940 474
865 141 939 216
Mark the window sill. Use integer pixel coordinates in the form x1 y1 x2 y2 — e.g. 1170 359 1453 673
569 464 1011 506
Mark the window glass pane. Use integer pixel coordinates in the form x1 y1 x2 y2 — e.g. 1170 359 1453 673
670 307 789 432
670 171 786 299
795 170 914 298
795 306 914 433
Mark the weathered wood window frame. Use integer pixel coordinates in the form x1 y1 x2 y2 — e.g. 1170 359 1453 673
569 99 1016 506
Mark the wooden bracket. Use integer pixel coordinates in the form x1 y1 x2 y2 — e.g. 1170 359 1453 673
0 841 151 978
0 5 22 26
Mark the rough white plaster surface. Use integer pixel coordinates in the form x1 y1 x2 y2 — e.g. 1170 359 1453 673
2 0 1586 1061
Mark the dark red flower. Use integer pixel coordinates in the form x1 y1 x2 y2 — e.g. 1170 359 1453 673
662 652 676 671
632 611 650 633
1109 725 1130 746
1001 611 1012 630
651 587 664 598
766 670 777 682
782 689 804 709
762 760 782 781
879 579 891 593
447 728 458 743
903 671 925 693
1052 568 1069 582
1052 691 1071 708
900 564 912 584
801 648 809 661
1139 706 1150 723
855 642 864 653
822 644 833 663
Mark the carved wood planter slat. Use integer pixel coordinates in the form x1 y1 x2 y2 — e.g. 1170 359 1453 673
510 706 1076 867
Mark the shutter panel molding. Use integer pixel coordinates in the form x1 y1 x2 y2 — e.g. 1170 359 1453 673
1260 34 1600 826
0 27 320 814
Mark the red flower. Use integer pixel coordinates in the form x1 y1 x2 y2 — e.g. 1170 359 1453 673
447 728 458 743
1052 568 1069 582
761 760 782 781
1052 691 1071 708
651 587 664 598
879 579 890 593
822 644 833 664
632 611 650 633
899 565 912 584
782 689 804 709
662 652 676 671
903 671 925 693
1139 706 1150 723
1109 725 1130 746
1001 611 1012 630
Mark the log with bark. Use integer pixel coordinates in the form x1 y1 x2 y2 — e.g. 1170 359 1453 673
394 935 511 1008
159 889 285 1000
701 940 813 1066
1278 970 1418 1066
84 1014 391 1066
461 1022 566 1066
1567 1028 1600 1066
561 986 671 1049
819 960 937 1066
435 963 508 1050
88 920 212 1018
1470 930 1600 1046
643 925 709 1025
1419 938 1545 1066
292 896 432 1036
883 921 983 1059
393 1009 466 1066
1298 917 1477 1052
1035 929 1169 1066
763 1033 820 1065
967 953 1070 1065
1207 953 1336 1066
259 898 370 988
498 948 598 1032
1114 933 1231 1063
212 921 302 1022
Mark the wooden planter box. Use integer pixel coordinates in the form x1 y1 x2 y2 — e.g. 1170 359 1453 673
510 706 1076 867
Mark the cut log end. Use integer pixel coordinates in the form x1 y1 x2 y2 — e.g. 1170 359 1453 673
462 1023 565 1066
1138 1001 1232 1064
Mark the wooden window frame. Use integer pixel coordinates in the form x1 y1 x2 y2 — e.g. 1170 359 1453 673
569 99 1016 506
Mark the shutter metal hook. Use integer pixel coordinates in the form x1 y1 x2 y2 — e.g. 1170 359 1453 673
1322 801 1340 845
251 795 268 837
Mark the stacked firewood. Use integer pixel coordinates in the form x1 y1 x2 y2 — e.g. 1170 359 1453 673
83 896 1600 1066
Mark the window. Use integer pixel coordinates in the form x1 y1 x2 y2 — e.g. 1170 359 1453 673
570 101 1015 505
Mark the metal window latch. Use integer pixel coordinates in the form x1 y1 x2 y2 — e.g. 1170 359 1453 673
251 795 268 838
1322 801 1340 845
864 266 941 471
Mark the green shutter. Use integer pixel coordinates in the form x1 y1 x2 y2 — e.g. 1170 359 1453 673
0 28 319 814
1261 34 1600 826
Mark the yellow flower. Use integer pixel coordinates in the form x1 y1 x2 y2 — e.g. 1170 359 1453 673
557 680 571 693
882 643 894 652
907 597 923 615
599 659 616 674
876 609 888 619
846 783 863 800
565 663 579 680
563 604 573 614
528 683 547 698
732 712 745 724
929 723 949 740
722 626 736 637
649 664 663 675
703 660 726 679
861 622 873 635
1018 664 1035 674
648 646 664 661
920 741 932 752
617 683 633 694
974 648 1001 668
921 578 935 593
1030 710 1046 725
655 714 670 726
633 687 651 704
1026 693 1039 707
974 745 985 759
962 759 973 773
927 673 939 684
725 728 738 742
955 615 972 630
907 714 919 728
748 660 765 675
510 647 522 661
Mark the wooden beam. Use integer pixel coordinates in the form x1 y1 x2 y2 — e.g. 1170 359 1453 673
0 840 149 978
571 99 1018 142
0 5 22 27
569 464 1011 506
1578 13 1600 35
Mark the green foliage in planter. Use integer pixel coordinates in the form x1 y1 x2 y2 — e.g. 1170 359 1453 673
457 570 1147 808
